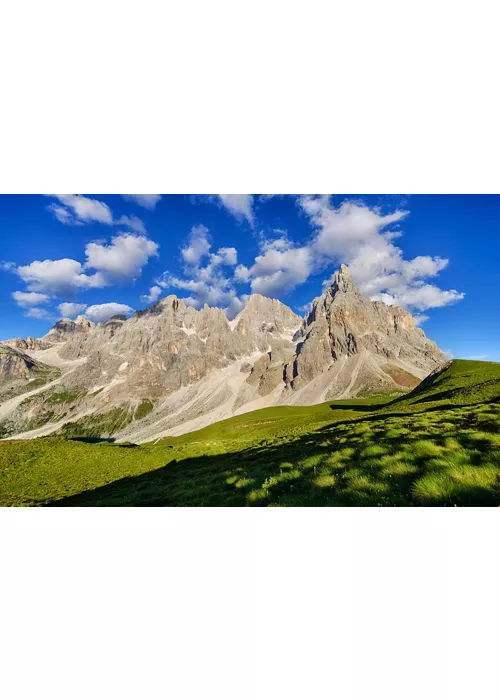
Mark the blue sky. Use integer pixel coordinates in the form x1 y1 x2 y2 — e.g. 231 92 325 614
0 194 498 361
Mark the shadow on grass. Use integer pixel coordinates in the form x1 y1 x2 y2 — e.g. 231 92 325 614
328 402 389 412
69 437 138 448
49 407 500 508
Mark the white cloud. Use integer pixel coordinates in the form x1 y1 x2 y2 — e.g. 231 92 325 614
298 302 313 314
214 247 238 266
466 355 489 360
58 302 88 318
140 285 162 304
372 284 464 311
12 293 54 321
116 215 146 234
121 195 162 210
84 233 159 284
250 246 313 297
46 195 147 234
413 314 429 326
47 194 113 225
15 258 102 296
47 204 77 225
24 307 52 320
159 225 244 318
85 303 134 323
296 196 464 314
218 195 254 225
225 197 463 317
241 235 313 297
224 294 249 320
12 291 50 307
234 264 251 283
300 196 408 260
181 225 211 265
11 233 158 298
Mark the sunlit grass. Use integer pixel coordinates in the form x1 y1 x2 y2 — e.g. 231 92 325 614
0 359 499 506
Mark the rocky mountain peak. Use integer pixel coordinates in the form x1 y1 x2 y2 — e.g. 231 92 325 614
328 263 359 296
0 278 447 443
234 293 302 336
75 315 95 329
43 316 95 342
287 263 445 395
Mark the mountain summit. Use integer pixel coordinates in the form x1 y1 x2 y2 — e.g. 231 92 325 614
284 266 444 401
0 266 445 442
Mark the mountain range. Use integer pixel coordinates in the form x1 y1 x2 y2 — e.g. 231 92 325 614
0 265 445 443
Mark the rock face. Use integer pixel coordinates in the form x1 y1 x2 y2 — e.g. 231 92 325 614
283 265 445 400
3 336 51 352
43 315 96 343
0 265 446 442
0 345 60 401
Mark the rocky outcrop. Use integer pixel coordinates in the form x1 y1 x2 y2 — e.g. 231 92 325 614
0 266 446 442
43 315 96 343
283 265 445 398
3 336 52 352
0 345 60 401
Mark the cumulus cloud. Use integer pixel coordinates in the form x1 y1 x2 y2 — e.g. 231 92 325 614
121 195 162 210
12 291 50 307
243 235 313 297
58 302 88 318
295 196 465 312
160 199 463 320
413 314 430 326
298 301 313 314
181 225 212 265
46 195 146 234
24 308 52 320
158 225 244 319
9 233 158 300
15 258 102 296
140 285 162 304
47 204 76 225
225 294 249 319
11 291 53 321
84 303 134 323
85 233 159 284
213 247 238 266
225 197 463 316
46 194 113 225
217 195 254 225
234 264 251 283
115 215 146 234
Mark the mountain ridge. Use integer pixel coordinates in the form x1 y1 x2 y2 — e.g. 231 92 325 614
0 265 445 442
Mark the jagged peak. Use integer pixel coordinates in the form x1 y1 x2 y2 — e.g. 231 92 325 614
245 293 283 306
329 264 359 295
75 315 95 328
235 293 301 320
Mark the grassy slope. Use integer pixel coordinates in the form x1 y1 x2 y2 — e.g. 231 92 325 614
0 360 499 507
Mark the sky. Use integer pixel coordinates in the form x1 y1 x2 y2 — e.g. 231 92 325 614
0 194 498 361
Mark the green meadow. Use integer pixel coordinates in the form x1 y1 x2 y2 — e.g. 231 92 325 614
0 359 499 507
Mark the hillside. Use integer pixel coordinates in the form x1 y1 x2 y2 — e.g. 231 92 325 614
0 360 498 507
386 359 500 410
